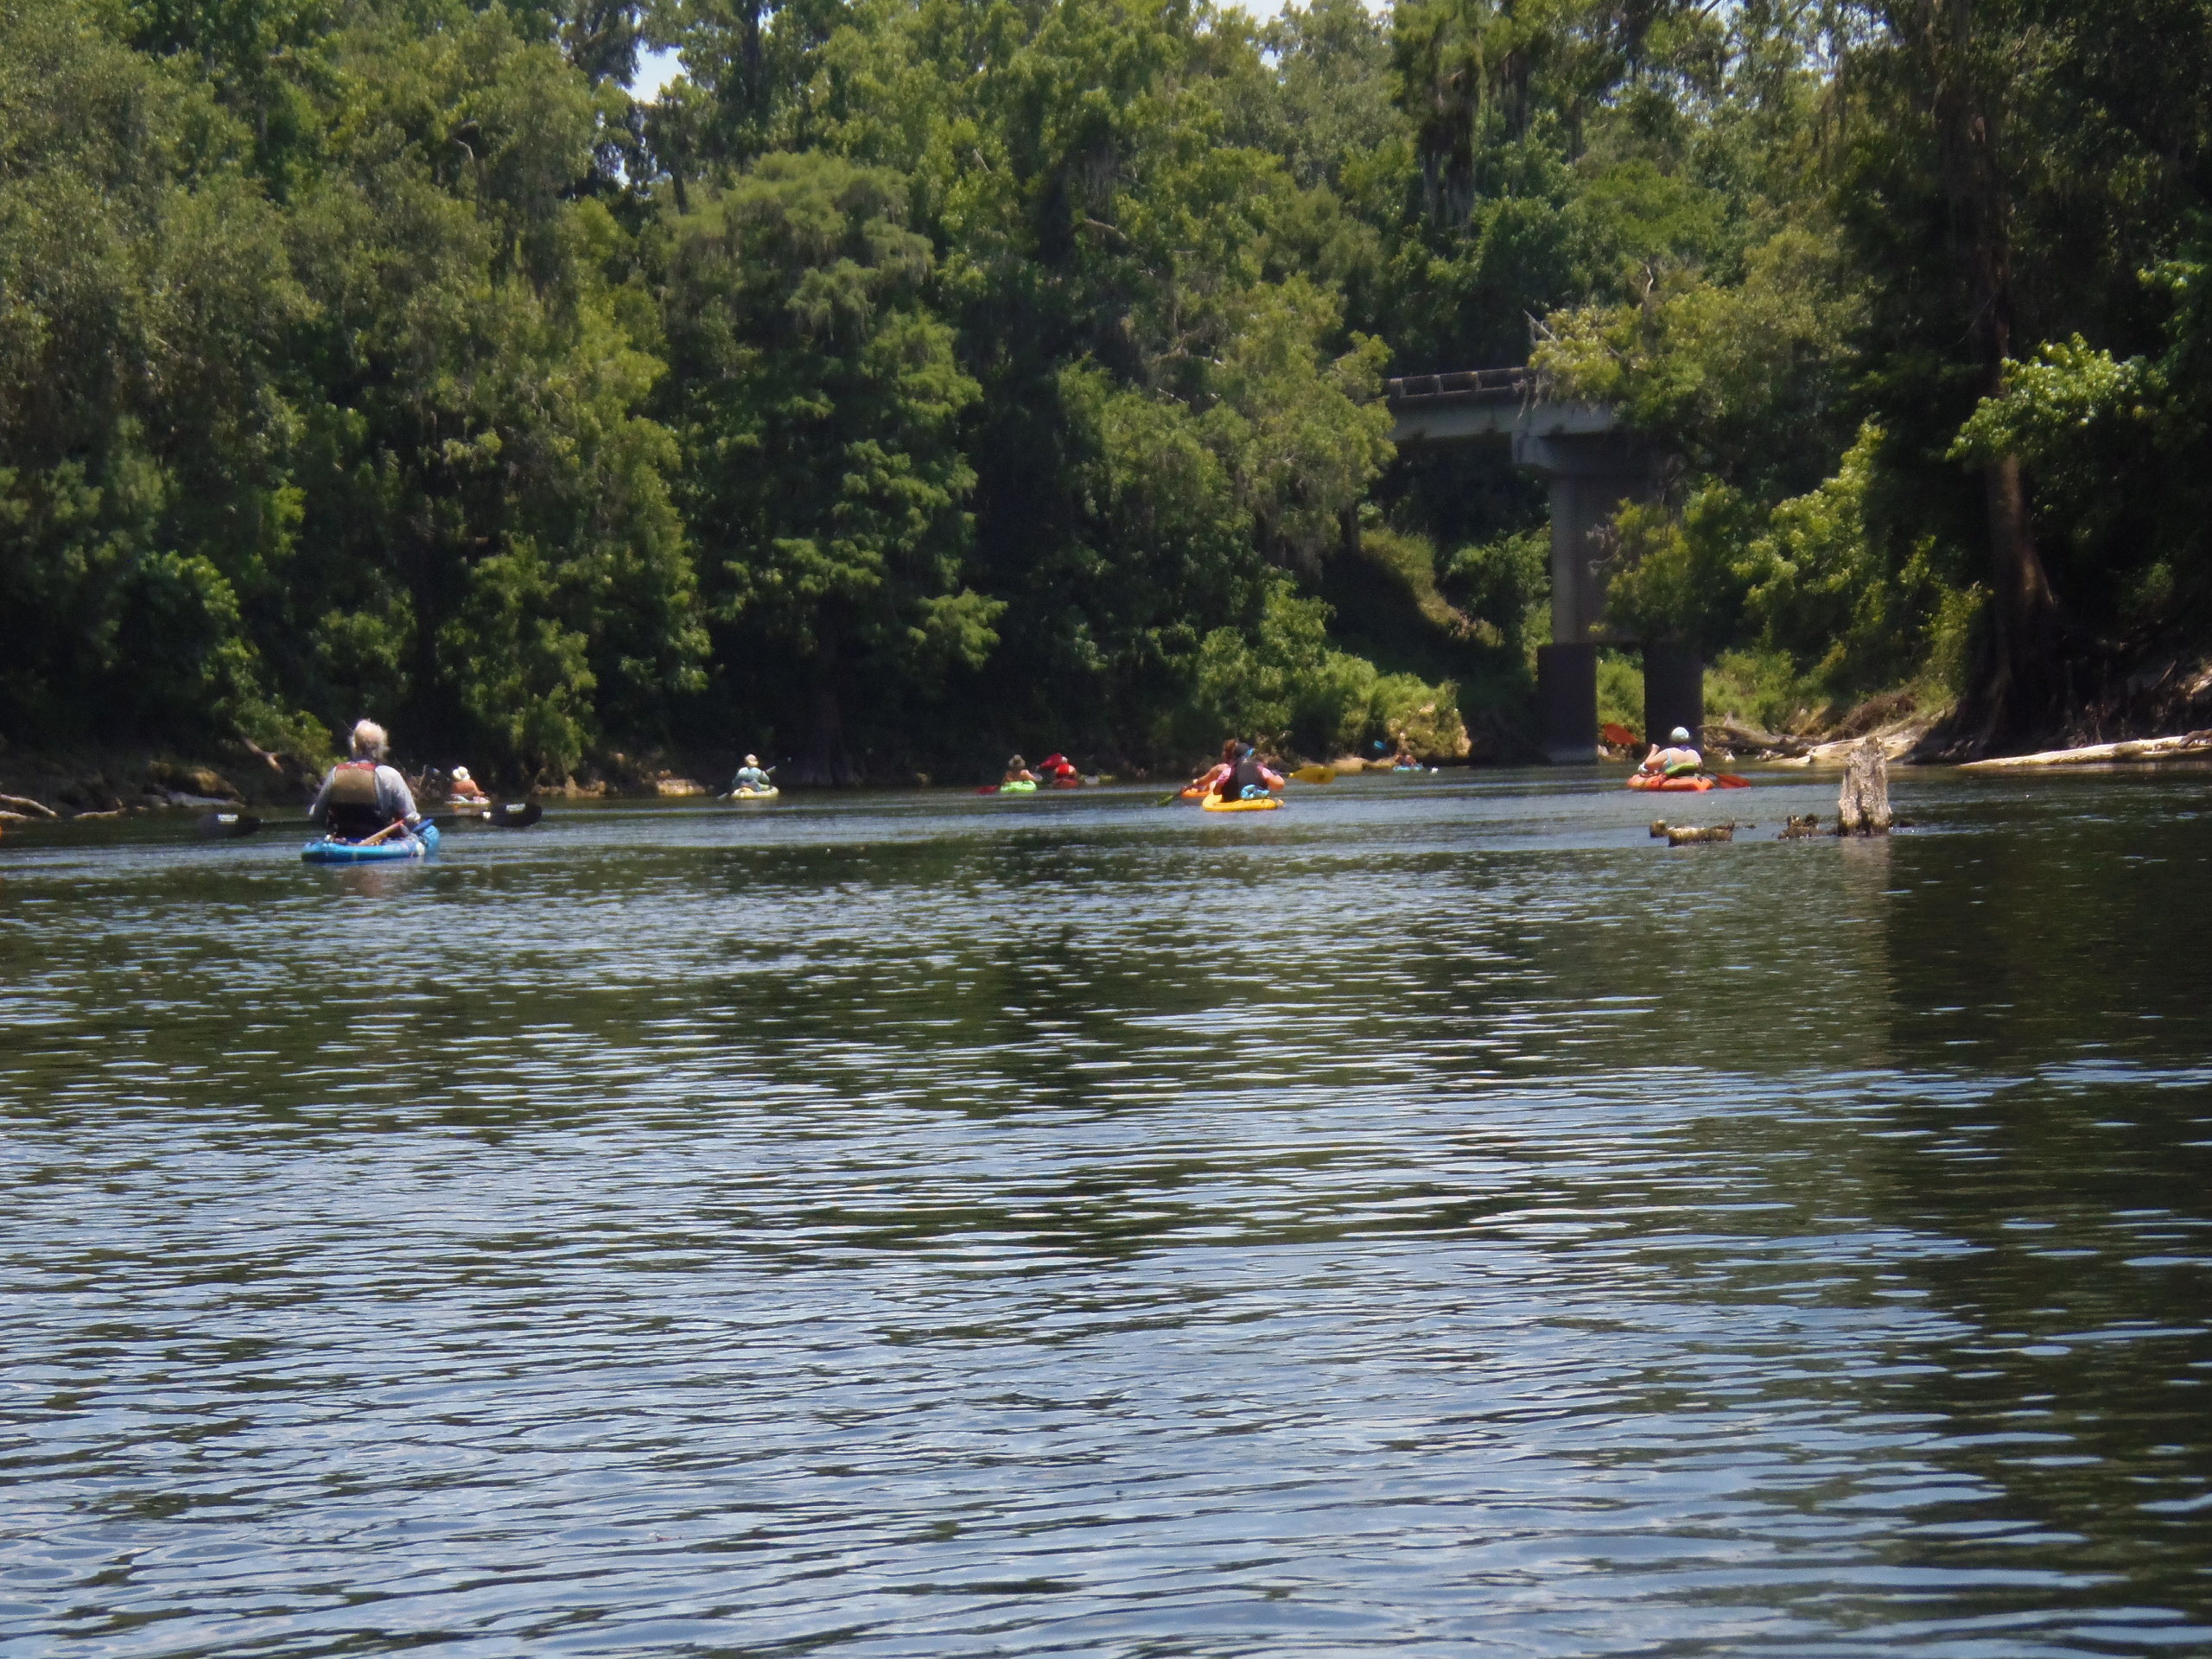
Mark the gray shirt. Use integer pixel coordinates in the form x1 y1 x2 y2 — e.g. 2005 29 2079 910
310 762 420 826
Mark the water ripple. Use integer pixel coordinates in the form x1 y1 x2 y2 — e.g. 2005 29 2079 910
4 772 2212 1655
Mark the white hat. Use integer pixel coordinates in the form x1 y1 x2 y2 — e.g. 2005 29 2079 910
1669 727 1692 744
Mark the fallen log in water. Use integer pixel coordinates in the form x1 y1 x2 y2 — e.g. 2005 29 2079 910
1956 729 2212 770
1664 823 1736 845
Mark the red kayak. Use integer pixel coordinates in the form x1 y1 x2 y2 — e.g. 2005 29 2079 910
1628 772 1750 791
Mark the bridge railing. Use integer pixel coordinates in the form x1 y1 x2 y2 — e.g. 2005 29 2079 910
1383 366 1533 402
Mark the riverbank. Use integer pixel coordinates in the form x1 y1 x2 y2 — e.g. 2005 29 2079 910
0 742 321 821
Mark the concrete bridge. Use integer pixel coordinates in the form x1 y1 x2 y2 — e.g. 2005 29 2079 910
1384 369 1700 762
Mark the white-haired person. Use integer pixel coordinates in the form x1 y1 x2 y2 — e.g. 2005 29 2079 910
309 720 423 842
447 766 489 804
1639 726 1704 779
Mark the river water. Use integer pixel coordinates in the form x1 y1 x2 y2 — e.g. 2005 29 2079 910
4 768 2212 1656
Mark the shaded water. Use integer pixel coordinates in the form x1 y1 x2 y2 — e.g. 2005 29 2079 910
5 769 2212 1656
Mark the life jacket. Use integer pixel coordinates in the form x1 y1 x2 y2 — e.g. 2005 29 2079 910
1217 753 1266 798
323 760 391 840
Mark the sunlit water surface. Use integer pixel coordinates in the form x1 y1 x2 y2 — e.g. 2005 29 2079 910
6 769 2212 1656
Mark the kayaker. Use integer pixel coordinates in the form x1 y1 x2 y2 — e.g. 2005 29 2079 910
1189 737 1240 796
447 766 488 804
1640 727 1704 779
1211 741 1283 801
310 721 422 841
1003 754 1038 785
1039 751 1079 785
729 754 774 792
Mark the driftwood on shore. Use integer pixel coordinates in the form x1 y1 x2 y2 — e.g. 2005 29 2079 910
1956 729 2212 770
1838 735 1892 834
1706 718 1812 759
0 792 57 819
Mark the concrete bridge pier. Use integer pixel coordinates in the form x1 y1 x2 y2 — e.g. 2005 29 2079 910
1513 430 1657 762
1535 643 1599 760
1641 641 1706 753
1384 370 1700 762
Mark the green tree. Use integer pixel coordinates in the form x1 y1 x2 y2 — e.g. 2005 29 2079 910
653 151 988 780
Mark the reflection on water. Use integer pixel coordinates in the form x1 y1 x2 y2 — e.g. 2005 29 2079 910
4 770 2212 1656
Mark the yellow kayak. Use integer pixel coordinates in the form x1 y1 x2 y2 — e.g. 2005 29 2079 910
1201 794 1282 813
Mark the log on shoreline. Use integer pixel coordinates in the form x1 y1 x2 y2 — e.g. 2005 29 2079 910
1956 729 2212 770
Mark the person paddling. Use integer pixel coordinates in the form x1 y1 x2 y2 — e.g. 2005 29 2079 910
1003 754 1038 785
729 753 775 793
310 721 423 842
1211 740 1283 802
1189 737 1240 797
1640 726 1704 779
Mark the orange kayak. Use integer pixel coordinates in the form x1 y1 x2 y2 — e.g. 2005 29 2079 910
1628 772 1749 791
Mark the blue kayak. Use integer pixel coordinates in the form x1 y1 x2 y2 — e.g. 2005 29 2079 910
301 821 441 863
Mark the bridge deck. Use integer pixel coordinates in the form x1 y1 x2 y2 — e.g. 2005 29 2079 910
1384 367 1620 448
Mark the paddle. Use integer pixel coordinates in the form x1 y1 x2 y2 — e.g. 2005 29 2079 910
1713 773 1751 789
195 801 542 839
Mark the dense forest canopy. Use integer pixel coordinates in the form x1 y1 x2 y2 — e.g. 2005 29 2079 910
3 0 2209 782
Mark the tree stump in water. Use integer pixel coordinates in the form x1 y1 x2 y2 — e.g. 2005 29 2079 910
1781 813 1821 839
1837 735 1893 835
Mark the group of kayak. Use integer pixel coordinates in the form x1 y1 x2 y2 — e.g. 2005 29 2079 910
981 752 1093 794
290 716 1748 862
